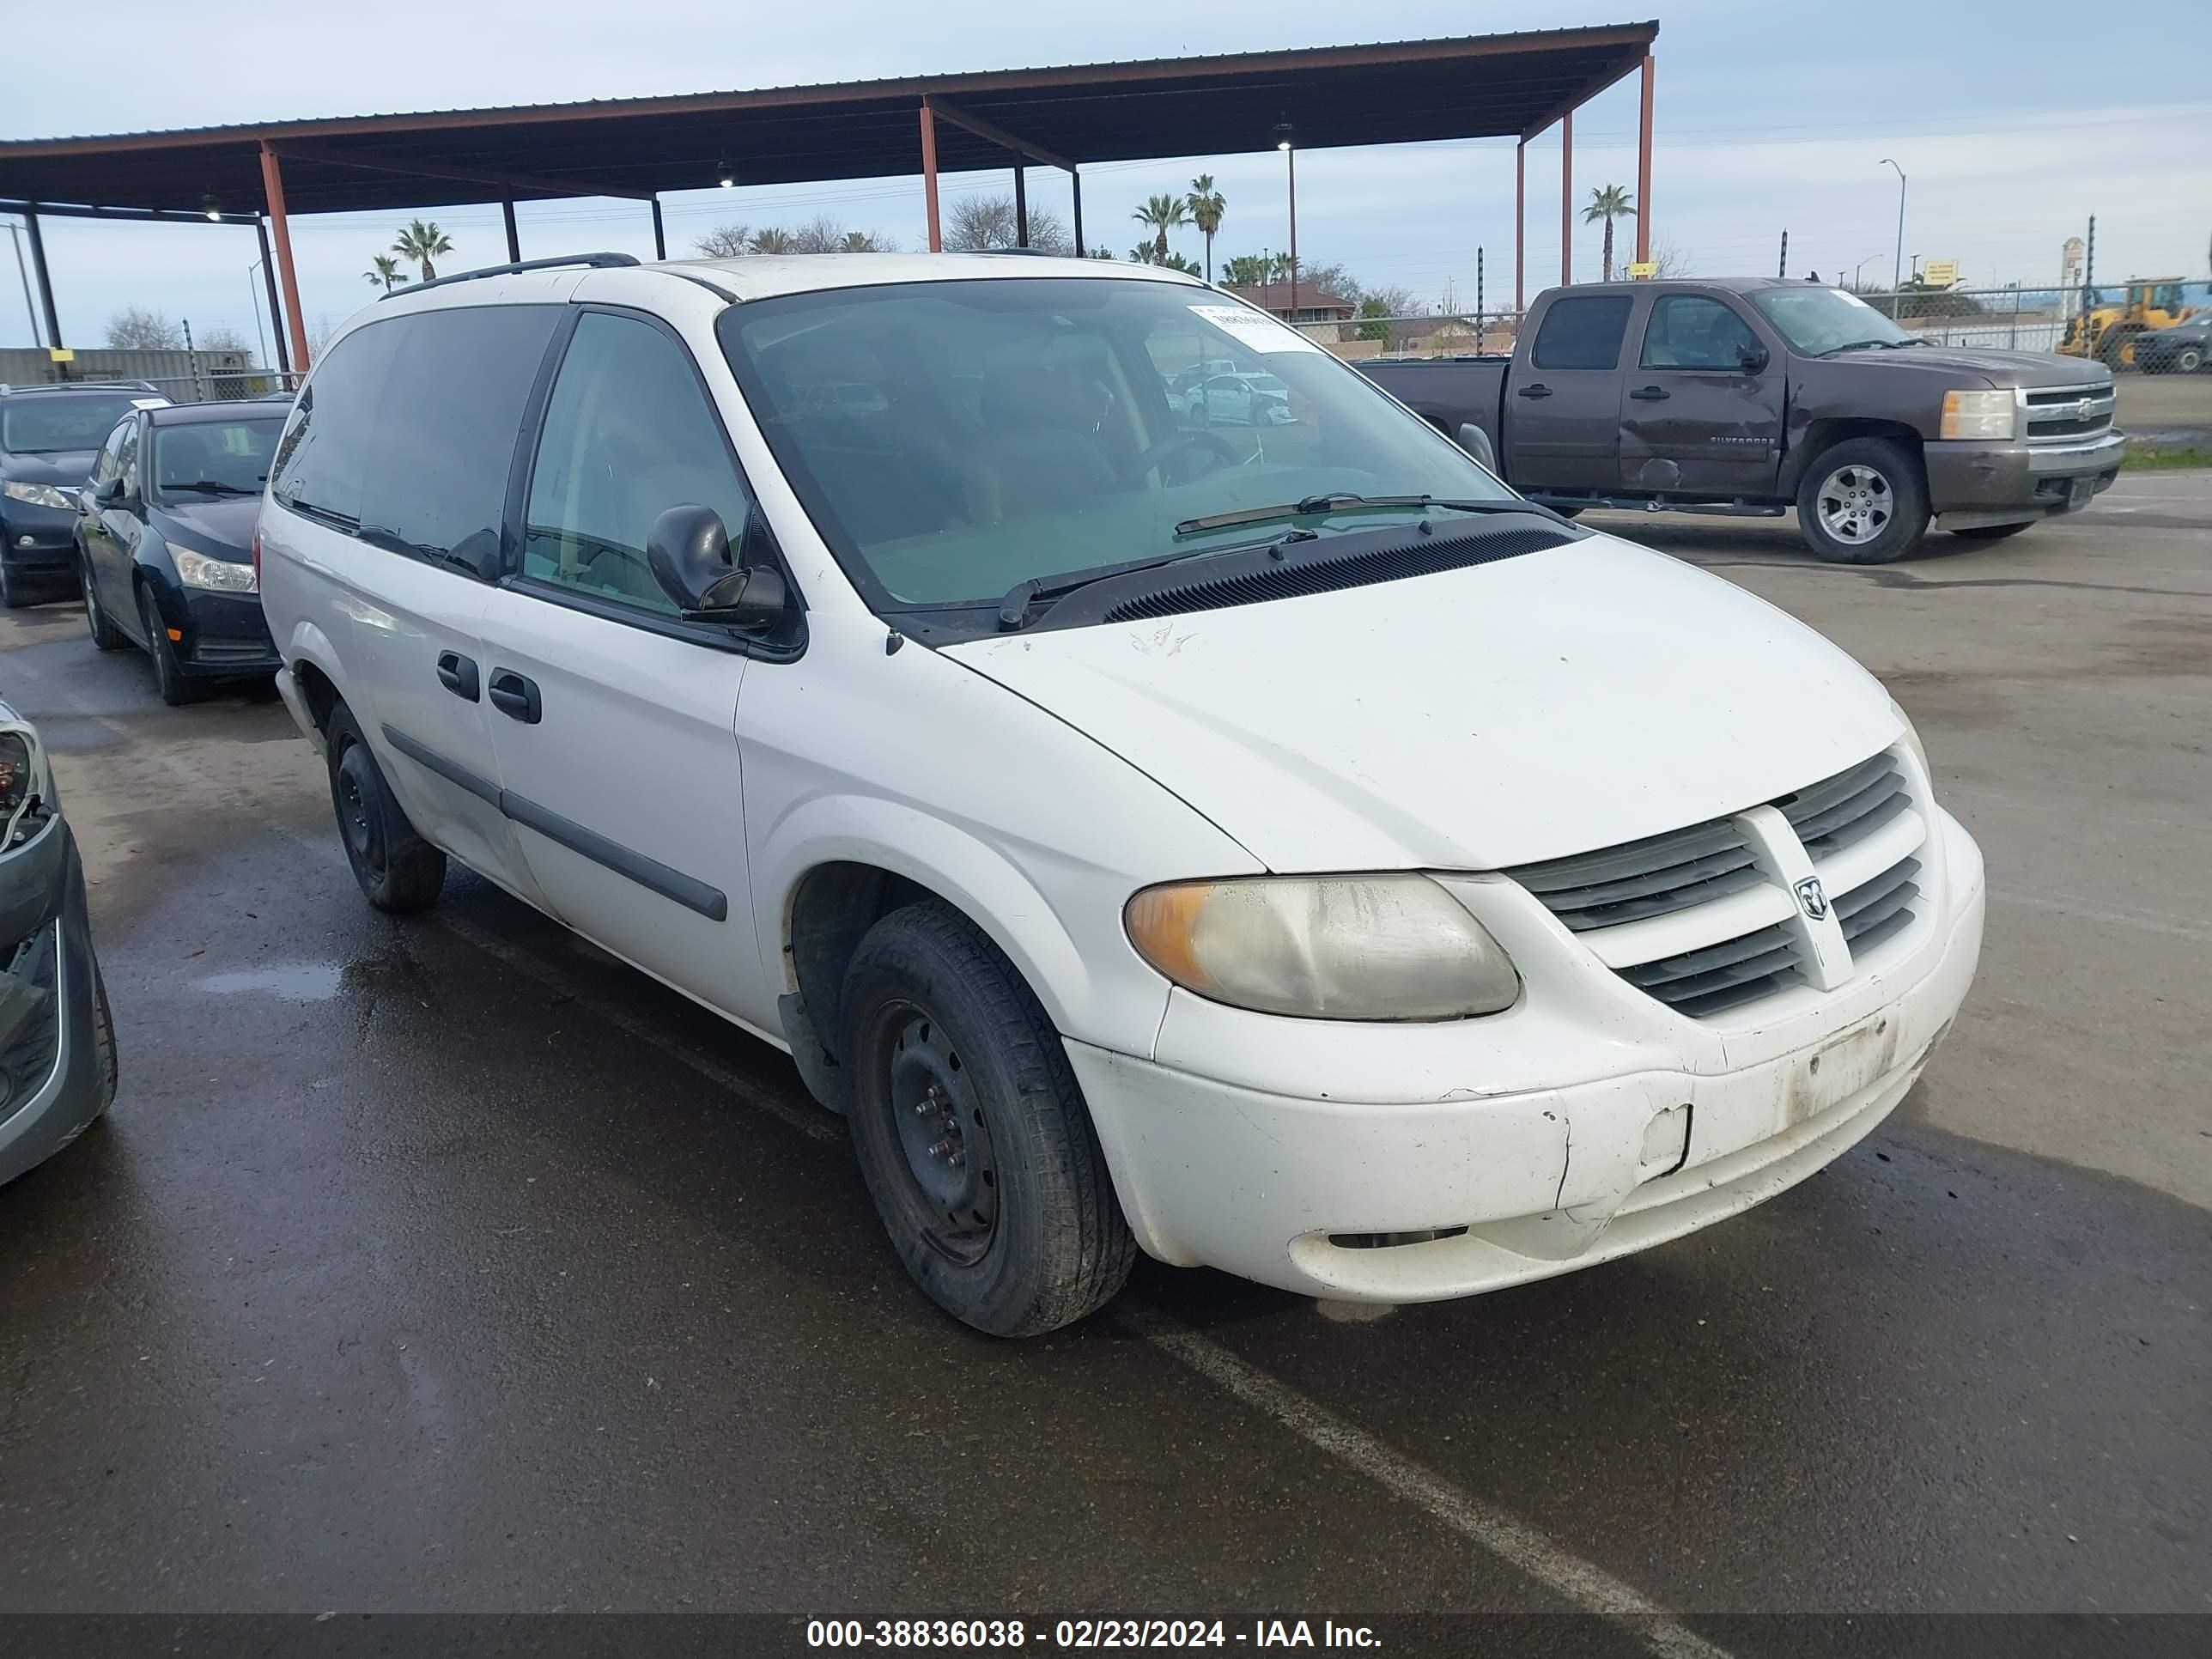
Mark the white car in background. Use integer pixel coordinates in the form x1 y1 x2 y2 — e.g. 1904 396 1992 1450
1184 369 1293 426
255 251 1984 1337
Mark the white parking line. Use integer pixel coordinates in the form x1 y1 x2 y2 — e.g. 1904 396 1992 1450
4 651 1735 1655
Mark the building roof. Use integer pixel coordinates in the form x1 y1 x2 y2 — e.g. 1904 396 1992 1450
1226 282 1360 315
0 24 1657 216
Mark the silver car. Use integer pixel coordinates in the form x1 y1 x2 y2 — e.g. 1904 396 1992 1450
0 702 117 1185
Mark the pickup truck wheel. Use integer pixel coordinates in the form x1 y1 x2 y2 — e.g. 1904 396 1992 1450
1796 439 1929 564
324 703 447 914
841 899 1135 1338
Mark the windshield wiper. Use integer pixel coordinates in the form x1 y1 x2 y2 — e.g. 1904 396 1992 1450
1174 494 1537 537
1818 340 1893 357
998 550 1224 631
163 479 258 496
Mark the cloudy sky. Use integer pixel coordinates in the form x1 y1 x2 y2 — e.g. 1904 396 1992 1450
4 0 2206 354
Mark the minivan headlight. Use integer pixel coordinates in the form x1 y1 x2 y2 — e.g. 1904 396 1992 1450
1125 874 1521 1021
173 548 258 593
1940 389 2020 441
3 480 75 510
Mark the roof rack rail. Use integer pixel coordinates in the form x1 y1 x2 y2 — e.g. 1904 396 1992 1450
0 379 161 395
384 251 641 300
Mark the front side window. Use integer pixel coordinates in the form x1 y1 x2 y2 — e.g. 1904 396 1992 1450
1640 295 1762 370
116 422 140 497
152 416 285 502
717 277 1515 616
1 392 146 456
1530 296 1634 370
524 312 757 616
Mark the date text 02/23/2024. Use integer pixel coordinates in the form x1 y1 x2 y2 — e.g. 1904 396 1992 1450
805 1620 1382 1649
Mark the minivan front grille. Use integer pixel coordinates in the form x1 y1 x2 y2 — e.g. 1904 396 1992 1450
1616 919 1802 1018
1508 748 1930 1021
1506 817 1761 933
1776 751 1911 856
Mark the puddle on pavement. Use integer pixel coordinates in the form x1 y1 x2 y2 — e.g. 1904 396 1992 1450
195 963 345 1001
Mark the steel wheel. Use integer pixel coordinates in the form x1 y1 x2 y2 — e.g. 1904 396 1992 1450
877 1000 1000 1266
1814 463 1895 548
2179 345 2205 374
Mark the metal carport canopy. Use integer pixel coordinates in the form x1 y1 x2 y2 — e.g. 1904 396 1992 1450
0 21 1656 367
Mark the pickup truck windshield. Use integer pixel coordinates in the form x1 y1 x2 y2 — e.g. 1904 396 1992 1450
1749 287 1918 356
717 277 1516 612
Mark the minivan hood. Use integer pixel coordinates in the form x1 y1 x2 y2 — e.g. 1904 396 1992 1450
947 532 1903 872
3 449 98 486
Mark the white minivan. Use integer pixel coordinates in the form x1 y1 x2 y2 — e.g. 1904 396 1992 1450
258 252 1984 1336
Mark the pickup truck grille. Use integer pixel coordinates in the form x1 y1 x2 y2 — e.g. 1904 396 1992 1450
2022 384 2113 445
1507 747 1932 1020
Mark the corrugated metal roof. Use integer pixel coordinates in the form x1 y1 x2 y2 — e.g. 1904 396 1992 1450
0 23 1657 216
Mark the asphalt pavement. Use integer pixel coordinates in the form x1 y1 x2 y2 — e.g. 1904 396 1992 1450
2 476 2207 1647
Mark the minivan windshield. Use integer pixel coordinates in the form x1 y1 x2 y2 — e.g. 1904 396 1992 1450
3 392 147 456
717 277 1518 612
1748 286 1919 356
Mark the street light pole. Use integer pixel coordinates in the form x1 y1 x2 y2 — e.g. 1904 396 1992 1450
246 261 270 372
1274 123 1297 320
1881 158 1906 316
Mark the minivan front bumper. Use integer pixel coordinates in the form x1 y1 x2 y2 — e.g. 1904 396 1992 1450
1066 816 1984 1303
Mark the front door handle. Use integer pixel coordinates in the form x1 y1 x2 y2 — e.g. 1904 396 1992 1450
1516 383 1553 399
1629 386 1671 401
487 669 542 724
435 651 480 702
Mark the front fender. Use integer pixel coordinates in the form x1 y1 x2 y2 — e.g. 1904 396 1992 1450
758 796 1165 1056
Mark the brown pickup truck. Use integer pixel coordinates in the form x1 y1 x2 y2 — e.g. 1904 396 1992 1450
1358 277 2124 563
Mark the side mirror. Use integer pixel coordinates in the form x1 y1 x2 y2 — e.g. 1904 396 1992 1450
93 476 125 507
1455 422 1498 472
1738 344 1770 374
647 504 790 632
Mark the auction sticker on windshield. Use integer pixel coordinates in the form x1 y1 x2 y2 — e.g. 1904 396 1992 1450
1188 303 1324 354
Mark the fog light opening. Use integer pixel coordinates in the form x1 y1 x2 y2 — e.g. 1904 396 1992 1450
1327 1226 1470 1250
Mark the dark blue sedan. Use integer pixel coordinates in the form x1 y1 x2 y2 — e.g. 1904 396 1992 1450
73 401 287 705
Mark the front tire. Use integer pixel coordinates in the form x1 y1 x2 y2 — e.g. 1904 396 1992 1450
1796 438 1930 564
82 554 127 650
137 586 200 705
324 703 447 914
2177 344 2205 374
841 900 1134 1337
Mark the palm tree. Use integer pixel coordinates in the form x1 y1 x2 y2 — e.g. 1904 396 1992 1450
1582 185 1638 283
392 219 453 283
1185 176 1226 283
749 227 797 254
1132 193 1191 265
363 254 406 293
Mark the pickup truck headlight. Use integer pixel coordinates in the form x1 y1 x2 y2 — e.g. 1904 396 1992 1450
1125 874 1521 1021
173 548 258 593
3 480 76 510
1940 389 2021 441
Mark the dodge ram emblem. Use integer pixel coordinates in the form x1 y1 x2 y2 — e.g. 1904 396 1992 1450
1794 876 1831 921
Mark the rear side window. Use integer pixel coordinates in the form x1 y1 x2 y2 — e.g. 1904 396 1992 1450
1530 296 1634 370
272 306 560 557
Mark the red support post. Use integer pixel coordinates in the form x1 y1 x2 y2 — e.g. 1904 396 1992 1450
1560 107 1573 287
919 104 942 252
1636 55 1655 265
258 142 311 371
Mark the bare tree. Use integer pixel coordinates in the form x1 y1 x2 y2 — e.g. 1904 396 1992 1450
195 325 254 360
695 224 754 258
1364 284 1420 319
104 307 184 349
1645 236 1691 279
945 194 1072 255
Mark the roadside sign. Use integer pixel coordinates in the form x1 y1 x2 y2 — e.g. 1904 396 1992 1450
46 347 74 363
1923 260 1959 288
1626 261 1656 279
